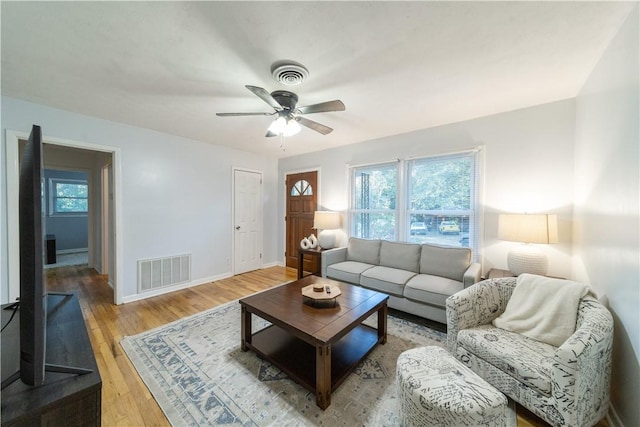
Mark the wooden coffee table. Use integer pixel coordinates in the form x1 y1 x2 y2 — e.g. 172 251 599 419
239 276 388 410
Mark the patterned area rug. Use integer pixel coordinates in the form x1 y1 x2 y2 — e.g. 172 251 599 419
121 296 504 426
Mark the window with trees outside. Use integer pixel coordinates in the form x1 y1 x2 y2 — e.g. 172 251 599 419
350 150 479 256
351 162 398 240
50 179 88 215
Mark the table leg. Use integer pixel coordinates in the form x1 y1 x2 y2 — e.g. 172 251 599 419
378 303 387 345
241 305 251 351
298 250 304 279
316 344 331 410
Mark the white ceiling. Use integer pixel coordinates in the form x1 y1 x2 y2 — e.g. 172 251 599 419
1 1 635 158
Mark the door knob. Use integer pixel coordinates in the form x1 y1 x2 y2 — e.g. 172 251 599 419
235 226 241 230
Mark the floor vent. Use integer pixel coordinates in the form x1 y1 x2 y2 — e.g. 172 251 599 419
138 254 191 293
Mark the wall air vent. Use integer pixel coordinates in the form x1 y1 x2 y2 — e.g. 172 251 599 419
138 254 191 293
271 61 309 86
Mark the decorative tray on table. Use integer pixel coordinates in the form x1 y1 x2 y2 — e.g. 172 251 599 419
301 284 341 308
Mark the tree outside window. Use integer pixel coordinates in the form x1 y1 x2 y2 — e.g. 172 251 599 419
351 163 398 240
50 179 88 215
407 153 477 251
349 151 479 256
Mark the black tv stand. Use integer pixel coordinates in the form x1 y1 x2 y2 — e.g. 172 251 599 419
1 363 94 391
1 293 101 426
1 292 94 391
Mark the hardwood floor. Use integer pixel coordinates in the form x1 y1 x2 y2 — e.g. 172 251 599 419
46 265 607 427
46 265 297 426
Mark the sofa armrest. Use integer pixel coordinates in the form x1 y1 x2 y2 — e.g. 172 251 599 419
462 262 482 288
445 277 516 352
321 247 347 277
552 297 613 425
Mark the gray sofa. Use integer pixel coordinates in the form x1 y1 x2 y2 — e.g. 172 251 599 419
321 237 481 323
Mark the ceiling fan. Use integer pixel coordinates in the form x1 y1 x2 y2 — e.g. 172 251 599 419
216 85 345 137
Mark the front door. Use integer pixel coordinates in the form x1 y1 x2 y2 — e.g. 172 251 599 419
234 169 263 274
285 171 318 272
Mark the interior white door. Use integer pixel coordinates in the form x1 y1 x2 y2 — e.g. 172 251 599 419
233 169 262 274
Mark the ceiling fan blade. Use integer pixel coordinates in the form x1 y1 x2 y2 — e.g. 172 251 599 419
265 130 278 137
296 100 345 115
216 112 274 117
245 85 282 110
297 117 333 135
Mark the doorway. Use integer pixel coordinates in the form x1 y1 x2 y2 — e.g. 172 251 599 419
42 167 90 268
285 171 318 272
5 130 121 304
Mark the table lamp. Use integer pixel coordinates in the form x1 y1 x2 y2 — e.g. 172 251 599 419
498 213 558 276
313 211 341 249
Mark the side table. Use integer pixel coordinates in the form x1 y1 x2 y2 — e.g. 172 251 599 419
297 247 324 279
487 268 515 279
486 268 565 280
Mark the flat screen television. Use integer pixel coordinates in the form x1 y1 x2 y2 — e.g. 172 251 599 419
2 125 93 390
2 125 92 390
18 124 47 386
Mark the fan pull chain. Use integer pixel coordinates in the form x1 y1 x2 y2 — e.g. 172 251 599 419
279 133 286 151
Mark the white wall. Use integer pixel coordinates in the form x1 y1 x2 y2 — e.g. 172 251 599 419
1 96 280 303
574 5 639 426
278 98 576 279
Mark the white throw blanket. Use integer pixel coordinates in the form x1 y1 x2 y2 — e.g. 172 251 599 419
493 273 591 347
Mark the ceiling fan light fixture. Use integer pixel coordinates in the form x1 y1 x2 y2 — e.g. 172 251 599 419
284 119 301 136
268 116 287 134
269 115 301 137
218 83 344 138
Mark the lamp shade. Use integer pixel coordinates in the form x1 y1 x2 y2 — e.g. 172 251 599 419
498 213 558 276
498 214 558 244
284 119 301 136
268 116 287 134
313 211 341 230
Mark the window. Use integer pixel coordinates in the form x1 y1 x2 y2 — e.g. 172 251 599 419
50 179 88 215
407 152 477 251
349 151 479 255
350 162 398 240
290 179 313 196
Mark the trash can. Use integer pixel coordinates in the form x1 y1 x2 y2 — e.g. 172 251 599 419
46 234 56 264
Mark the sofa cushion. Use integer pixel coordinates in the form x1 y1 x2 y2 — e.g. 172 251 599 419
457 324 555 396
346 238 381 265
326 261 374 284
420 244 471 281
404 274 464 307
361 266 416 297
379 241 420 273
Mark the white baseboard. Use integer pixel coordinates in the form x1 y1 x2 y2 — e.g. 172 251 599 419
121 272 233 304
261 261 283 268
56 248 88 255
607 404 624 427
120 263 289 304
